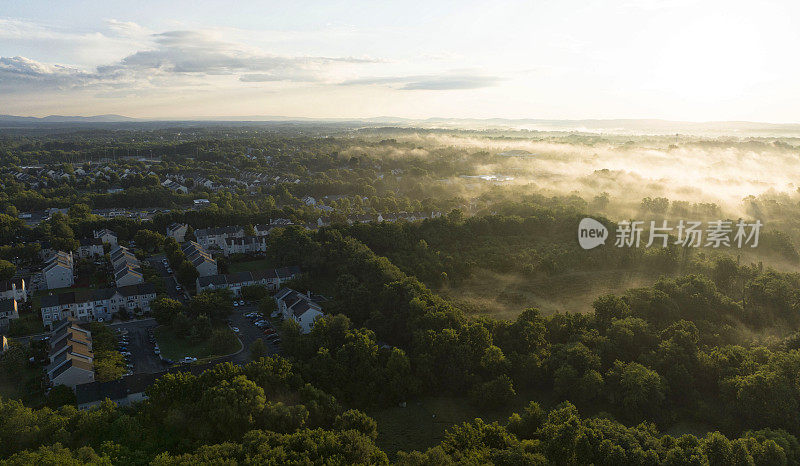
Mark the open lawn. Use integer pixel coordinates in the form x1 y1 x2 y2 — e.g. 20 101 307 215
228 258 275 273
154 325 240 360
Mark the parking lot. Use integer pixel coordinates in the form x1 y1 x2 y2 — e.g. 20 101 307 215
146 255 188 303
228 302 281 364
110 319 171 374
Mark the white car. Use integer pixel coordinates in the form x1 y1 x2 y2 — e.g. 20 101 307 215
232 327 240 333
233 301 239 307
181 356 197 363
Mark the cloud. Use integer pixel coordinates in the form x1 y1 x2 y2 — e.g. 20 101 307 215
340 73 502 90
0 56 94 88
0 28 380 91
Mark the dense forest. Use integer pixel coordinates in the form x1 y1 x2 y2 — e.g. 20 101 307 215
3 126 800 464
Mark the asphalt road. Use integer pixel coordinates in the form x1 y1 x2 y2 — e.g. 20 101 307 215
110 319 170 374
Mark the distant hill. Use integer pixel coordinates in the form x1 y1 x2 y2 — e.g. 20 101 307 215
0 114 135 123
1 113 799 136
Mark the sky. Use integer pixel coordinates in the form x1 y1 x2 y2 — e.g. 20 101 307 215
1 0 800 121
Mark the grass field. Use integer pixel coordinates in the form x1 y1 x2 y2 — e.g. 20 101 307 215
228 258 275 273
154 326 240 360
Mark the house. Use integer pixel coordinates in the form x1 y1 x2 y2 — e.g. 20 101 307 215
93 228 118 246
222 236 267 256
110 245 143 287
254 224 273 236
0 278 27 302
166 223 189 242
43 251 75 290
194 177 214 189
161 179 188 194
78 237 105 259
40 283 157 326
0 298 19 328
194 226 244 249
114 263 143 287
182 241 218 276
41 290 108 326
196 266 301 295
75 361 215 409
193 198 211 207
46 319 94 388
274 288 324 334
115 282 157 314
76 371 159 409
348 213 383 224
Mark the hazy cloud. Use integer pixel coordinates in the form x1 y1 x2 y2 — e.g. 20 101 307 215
340 73 502 90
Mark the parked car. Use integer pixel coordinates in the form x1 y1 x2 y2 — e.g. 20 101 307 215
238 300 245 306
231 327 240 333
233 301 239 307
181 356 197 364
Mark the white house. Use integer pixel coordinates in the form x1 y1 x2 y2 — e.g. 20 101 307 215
222 236 267 256
40 283 157 327
78 237 105 259
194 226 244 249
93 228 118 246
274 288 324 334
182 241 217 276
161 179 188 193
110 245 143 287
196 266 301 295
43 251 75 290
